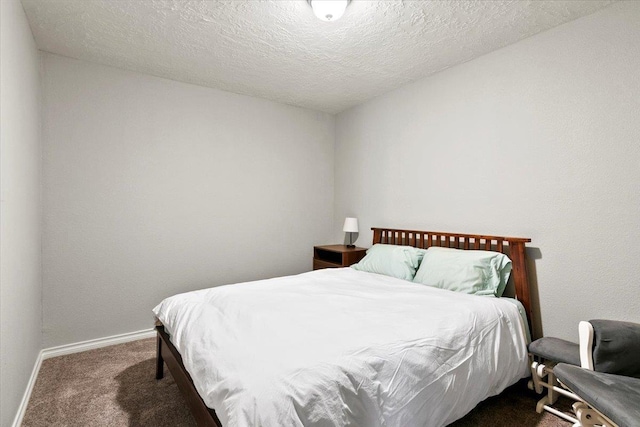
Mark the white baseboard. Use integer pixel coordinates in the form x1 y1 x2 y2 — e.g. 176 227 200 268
41 328 156 360
11 349 43 427
11 328 156 427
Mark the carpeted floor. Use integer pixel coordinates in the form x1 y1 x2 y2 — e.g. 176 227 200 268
23 338 573 426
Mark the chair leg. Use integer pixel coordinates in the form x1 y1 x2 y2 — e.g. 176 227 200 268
547 370 559 405
529 361 544 394
529 359 579 423
531 361 560 412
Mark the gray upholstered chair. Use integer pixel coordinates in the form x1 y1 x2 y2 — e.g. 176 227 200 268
528 319 640 425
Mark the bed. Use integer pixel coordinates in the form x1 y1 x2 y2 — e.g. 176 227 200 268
154 227 534 427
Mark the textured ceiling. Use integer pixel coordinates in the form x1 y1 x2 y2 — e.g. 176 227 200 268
22 0 615 113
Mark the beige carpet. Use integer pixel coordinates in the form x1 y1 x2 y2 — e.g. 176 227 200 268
23 338 572 426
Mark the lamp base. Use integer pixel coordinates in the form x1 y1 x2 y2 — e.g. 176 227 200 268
346 244 356 249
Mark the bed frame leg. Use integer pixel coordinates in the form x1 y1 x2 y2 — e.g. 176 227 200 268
156 332 164 380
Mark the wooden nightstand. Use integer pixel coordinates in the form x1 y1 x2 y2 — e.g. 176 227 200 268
313 245 367 270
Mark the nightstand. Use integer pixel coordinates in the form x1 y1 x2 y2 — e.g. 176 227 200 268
313 245 367 270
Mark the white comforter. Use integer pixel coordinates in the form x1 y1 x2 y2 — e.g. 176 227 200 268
153 268 529 427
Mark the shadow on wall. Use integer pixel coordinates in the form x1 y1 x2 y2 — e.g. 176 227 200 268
526 246 543 340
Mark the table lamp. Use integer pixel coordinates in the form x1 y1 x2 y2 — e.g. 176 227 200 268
343 217 359 248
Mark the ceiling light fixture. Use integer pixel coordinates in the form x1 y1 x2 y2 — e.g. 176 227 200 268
308 0 350 22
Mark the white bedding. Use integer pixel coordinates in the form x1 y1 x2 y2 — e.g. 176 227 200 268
153 268 529 427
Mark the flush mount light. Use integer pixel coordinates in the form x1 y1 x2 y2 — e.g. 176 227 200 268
308 0 350 22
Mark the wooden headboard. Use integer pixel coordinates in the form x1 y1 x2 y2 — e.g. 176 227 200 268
372 227 533 334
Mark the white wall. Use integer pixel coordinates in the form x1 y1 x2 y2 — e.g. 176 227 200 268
335 1 640 340
0 0 43 424
41 53 334 347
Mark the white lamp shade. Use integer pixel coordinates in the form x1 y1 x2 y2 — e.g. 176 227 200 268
310 0 348 22
343 217 359 233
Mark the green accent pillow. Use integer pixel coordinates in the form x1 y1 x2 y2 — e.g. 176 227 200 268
413 247 512 297
351 244 426 281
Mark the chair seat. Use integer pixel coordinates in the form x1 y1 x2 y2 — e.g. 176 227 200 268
528 337 581 366
555 363 640 427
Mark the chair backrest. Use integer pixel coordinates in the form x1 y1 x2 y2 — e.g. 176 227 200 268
579 319 640 378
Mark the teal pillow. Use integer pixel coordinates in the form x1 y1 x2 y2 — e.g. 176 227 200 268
351 244 426 281
413 247 512 297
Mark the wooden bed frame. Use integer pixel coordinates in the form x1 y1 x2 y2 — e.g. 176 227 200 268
155 227 533 427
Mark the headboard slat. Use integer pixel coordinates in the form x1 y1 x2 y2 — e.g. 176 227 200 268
371 227 533 337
